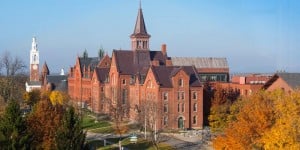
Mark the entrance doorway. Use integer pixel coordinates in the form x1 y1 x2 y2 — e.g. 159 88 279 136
178 117 184 129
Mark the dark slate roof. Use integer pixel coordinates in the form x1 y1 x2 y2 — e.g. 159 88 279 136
263 73 300 90
95 68 110 83
181 66 202 87
113 50 167 75
131 7 150 38
47 75 68 92
151 66 202 88
277 73 300 89
171 57 229 68
152 66 175 88
79 57 100 73
150 51 167 65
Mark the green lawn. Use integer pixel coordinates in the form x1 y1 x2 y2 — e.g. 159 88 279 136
82 115 111 130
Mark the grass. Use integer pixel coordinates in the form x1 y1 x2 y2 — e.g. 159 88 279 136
91 126 115 133
81 115 111 130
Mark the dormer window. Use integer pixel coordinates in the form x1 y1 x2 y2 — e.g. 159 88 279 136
178 79 183 87
163 92 168 101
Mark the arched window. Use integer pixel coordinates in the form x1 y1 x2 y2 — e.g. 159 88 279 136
193 92 197 100
193 116 197 124
178 79 183 87
164 104 168 113
193 103 197 112
164 116 168 125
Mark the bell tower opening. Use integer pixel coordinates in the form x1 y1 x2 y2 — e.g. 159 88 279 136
130 2 151 51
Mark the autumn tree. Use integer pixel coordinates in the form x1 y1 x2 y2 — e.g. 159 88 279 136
209 85 240 132
49 90 69 106
105 88 130 149
138 100 162 150
260 90 300 149
55 106 86 150
0 100 30 149
26 98 64 149
213 90 280 150
23 89 41 108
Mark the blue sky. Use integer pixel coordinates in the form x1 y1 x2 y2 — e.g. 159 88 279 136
0 0 300 73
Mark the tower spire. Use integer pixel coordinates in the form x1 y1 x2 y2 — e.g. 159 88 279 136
130 1 151 51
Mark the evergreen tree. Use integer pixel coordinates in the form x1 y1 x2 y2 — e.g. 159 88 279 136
0 100 29 149
55 106 86 150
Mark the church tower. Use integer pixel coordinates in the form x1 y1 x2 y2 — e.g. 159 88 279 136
30 37 39 81
130 2 151 51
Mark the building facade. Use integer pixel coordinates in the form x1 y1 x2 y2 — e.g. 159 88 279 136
67 5 231 130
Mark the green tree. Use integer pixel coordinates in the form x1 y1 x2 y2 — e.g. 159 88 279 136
55 106 86 150
0 100 30 149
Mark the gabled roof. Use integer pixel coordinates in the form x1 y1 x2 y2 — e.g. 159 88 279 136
79 57 100 73
264 73 300 90
131 5 150 38
113 50 167 75
171 57 229 69
47 75 68 92
151 66 202 88
95 68 110 83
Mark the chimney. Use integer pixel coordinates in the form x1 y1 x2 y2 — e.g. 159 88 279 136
161 44 167 55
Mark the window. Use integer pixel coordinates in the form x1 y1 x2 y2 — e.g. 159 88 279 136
164 104 168 113
122 89 127 104
101 87 104 92
181 92 185 100
182 103 185 112
193 103 197 112
192 92 197 100
178 79 183 87
177 103 180 112
163 116 168 125
163 92 168 101
122 79 126 85
177 92 185 100
193 116 197 124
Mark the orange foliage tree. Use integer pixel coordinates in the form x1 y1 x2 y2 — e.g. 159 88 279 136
213 90 300 150
26 98 64 149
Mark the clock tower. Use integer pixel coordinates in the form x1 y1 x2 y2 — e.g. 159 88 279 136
30 37 39 81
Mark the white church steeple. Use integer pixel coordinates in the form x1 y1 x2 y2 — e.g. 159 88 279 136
30 37 40 81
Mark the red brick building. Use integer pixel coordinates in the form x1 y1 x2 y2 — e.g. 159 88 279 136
67 5 231 130
263 73 300 92
217 74 271 96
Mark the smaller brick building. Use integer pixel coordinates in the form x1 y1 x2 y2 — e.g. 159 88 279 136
263 73 300 92
217 74 271 96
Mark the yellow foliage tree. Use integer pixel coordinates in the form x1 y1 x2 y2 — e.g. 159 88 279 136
49 91 68 106
260 90 300 150
213 90 300 150
213 91 276 150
